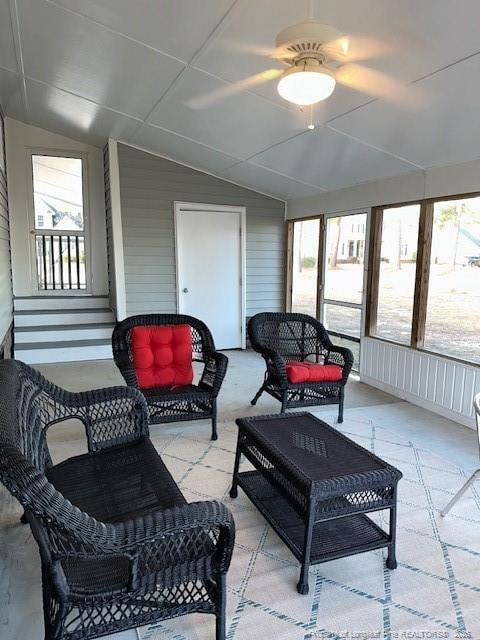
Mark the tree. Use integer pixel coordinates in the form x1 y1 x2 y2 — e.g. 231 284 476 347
437 202 476 270
329 217 341 268
297 221 304 272
395 214 402 271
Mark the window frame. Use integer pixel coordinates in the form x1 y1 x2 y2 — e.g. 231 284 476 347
26 147 92 295
366 192 480 367
286 215 323 318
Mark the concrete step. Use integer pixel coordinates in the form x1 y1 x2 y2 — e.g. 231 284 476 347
14 308 115 327
15 339 113 364
14 323 114 343
14 295 110 311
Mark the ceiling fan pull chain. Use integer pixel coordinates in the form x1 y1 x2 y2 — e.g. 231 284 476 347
308 104 315 130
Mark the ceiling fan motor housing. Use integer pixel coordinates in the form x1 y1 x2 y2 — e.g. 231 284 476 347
275 19 341 65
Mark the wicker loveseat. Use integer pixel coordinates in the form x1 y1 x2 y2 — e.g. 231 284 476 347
248 312 354 422
112 314 228 440
0 359 235 640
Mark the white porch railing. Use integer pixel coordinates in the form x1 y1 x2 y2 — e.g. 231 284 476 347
35 232 86 290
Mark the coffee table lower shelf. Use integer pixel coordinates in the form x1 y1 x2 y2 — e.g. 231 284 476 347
237 470 391 566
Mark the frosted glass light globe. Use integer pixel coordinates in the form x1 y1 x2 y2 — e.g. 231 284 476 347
278 65 336 106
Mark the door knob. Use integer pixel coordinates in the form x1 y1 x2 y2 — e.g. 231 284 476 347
182 287 188 293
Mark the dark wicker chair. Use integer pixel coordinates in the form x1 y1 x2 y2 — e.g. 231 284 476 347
0 359 235 640
248 312 354 422
112 314 228 440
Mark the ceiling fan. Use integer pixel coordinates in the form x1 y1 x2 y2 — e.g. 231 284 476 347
188 1 419 117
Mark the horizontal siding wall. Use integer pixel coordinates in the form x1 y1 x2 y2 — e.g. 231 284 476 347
0 111 12 354
360 337 480 428
118 144 285 318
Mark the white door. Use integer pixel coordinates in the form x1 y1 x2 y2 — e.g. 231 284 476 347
175 203 245 349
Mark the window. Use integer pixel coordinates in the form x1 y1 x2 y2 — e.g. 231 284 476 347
32 155 84 231
31 154 87 290
423 197 480 364
367 193 479 365
325 214 366 306
291 219 319 316
371 204 420 344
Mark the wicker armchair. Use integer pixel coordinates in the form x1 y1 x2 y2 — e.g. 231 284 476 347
112 314 228 440
0 359 235 640
248 312 354 422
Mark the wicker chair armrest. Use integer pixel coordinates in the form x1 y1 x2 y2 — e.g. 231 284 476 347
111 500 236 589
117 500 234 559
58 386 149 452
261 348 288 387
200 350 228 397
113 353 139 388
325 345 354 383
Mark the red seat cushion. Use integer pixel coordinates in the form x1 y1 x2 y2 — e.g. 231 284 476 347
131 325 194 389
286 361 343 384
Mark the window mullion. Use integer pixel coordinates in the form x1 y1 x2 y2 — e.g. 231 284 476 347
316 215 325 321
285 220 294 312
411 200 433 348
365 207 382 337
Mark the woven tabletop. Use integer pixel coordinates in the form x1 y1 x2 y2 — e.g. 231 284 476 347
236 412 402 494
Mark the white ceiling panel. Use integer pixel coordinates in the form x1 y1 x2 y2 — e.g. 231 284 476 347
17 0 185 119
251 126 416 190
0 69 25 119
225 161 322 200
331 54 480 168
51 0 236 62
24 79 141 146
0 0 18 72
195 0 480 115
148 67 305 159
3 0 480 195
130 123 240 173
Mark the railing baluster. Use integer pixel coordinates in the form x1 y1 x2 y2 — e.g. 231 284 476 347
51 235 56 290
36 236 40 289
80 236 85 289
42 235 47 290
59 235 64 290
67 235 72 289
75 236 80 290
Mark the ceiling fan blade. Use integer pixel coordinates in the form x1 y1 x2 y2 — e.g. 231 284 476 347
324 36 395 63
226 40 297 61
186 69 283 109
336 63 427 108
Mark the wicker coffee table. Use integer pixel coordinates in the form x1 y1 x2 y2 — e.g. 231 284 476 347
229 412 402 594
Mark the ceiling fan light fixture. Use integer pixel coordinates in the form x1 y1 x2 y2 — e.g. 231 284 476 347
277 63 336 106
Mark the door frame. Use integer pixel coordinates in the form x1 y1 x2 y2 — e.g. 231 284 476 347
26 147 93 295
319 209 370 344
287 209 370 369
174 201 247 349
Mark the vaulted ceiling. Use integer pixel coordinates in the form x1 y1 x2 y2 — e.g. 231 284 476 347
2 0 480 200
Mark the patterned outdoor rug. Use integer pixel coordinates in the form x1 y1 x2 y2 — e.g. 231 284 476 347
139 406 480 640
